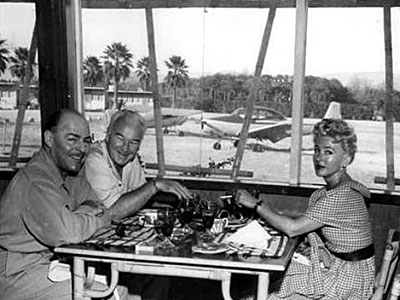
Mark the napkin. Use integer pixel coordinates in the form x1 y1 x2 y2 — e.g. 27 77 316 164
48 260 107 284
226 220 272 249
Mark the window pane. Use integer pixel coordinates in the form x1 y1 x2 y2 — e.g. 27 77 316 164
0 3 40 166
299 8 400 191
80 6 399 191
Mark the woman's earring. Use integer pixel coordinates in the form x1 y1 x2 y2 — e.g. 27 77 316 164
341 165 347 171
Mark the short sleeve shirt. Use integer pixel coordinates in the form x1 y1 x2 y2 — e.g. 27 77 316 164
304 180 372 253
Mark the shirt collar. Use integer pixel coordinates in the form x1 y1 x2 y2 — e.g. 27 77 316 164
324 180 370 199
100 140 122 178
33 148 64 187
31 147 75 188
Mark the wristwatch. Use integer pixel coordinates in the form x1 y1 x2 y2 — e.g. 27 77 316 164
253 200 263 212
152 179 159 192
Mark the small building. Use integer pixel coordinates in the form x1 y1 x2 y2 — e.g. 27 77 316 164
117 90 153 108
83 87 153 111
0 83 154 111
0 82 17 109
0 82 38 109
83 87 106 111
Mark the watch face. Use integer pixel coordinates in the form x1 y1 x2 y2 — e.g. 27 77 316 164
254 200 262 211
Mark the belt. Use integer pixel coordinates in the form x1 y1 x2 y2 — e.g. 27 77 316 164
330 244 375 261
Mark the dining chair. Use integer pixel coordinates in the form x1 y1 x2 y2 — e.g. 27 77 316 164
371 229 400 300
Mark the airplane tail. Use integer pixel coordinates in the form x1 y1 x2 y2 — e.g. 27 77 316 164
324 101 342 119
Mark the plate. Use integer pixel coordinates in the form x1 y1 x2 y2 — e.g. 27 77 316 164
192 243 229 254
226 218 249 229
226 223 246 229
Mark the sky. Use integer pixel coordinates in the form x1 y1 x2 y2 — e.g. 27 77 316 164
1 3 400 81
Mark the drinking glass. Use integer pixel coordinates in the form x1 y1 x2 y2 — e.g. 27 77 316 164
201 209 215 241
156 208 177 248
178 198 195 231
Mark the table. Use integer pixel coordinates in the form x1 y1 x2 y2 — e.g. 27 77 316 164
55 217 298 300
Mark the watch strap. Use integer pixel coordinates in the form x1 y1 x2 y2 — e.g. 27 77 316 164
253 200 263 212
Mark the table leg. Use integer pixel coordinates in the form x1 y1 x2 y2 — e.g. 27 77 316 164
257 273 269 300
73 257 90 300
220 272 233 300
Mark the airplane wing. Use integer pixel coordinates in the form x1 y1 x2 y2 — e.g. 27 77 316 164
200 119 292 143
158 114 189 127
247 122 292 143
160 107 202 117
194 118 312 144
157 108 202 128
200 120 231 138
126 105 202 129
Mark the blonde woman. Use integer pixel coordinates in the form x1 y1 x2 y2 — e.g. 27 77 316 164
236 118 375 299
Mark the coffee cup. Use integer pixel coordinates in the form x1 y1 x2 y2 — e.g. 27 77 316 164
210 218 228 234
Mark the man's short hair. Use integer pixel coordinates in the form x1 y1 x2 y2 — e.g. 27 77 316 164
107 110 147 140
44 109 84 132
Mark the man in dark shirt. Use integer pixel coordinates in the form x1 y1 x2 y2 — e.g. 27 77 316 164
0 109 192 300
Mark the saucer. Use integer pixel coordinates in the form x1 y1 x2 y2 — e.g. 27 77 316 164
192 243 229 254
226 217 249 229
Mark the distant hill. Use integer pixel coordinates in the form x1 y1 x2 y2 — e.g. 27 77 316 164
323 72 400 90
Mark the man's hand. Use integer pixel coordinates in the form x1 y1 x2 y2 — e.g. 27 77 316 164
78 200 106 217
235 189 257 209
109 179 193 221
154 179 193 200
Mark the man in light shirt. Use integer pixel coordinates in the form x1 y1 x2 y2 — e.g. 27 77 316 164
84 109 192 300
85 110 190 208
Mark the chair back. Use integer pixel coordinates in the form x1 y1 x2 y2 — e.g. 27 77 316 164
371 229 400 300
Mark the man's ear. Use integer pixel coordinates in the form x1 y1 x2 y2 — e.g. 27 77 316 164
44 130 54 148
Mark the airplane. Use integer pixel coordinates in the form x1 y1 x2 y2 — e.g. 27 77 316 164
198 106 301 151
182 103 341 152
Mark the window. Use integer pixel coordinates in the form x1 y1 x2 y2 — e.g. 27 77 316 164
0 3 39 164
80 6 400 191
1 2 398 192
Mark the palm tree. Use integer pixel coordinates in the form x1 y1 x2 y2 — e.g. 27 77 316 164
0 39 10 77
9 47 36 82
164 55 189 108
135 56 151 91
103 42 133 110
83 55 103 87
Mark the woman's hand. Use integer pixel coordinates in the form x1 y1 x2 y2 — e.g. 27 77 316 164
235 189 257 209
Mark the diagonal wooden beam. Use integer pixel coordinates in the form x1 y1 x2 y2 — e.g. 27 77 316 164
231 7 276 179
146 7 166 176
9 22 37 168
